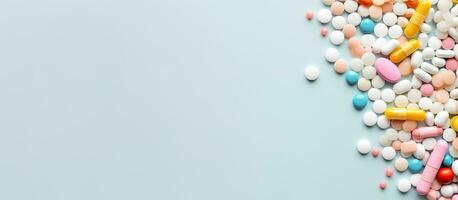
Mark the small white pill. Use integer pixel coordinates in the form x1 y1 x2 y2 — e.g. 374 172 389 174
317 9 332 24
393 3 407 16
325 48 340 63
432 57 446 67
423 138 437 151
382 147 396 160
357 78 371 91
357 139 371 154
371 75 385 89
414 68 432 83
398 131 412 142
410 174 421 187
397 178 411 193
332 16 347 30
388 25 403 39
351 58 364 72
330 31 344 45
397 17 409 28
368 88 381 101
347 13 362 26
362 52 376 66
428 36 442 50
395 95 409 108
426 112 435 126
383 12 398 26
422 47 435 60
421 62 439 75
362 66 376 79
363 111 377 126
377 115 390 129
419 33 429 49
358 5 369 18
344 0 358 13
373 99 387 114
435 111 449 127
381 88 395 103
411 51 423 68
430 102 444 114
304 66 320 81
436 50 455 58
419 97 433 110
407 89 422 103
443 129 456 142
374 23 388 38
394 157 408 172
393 80 412 94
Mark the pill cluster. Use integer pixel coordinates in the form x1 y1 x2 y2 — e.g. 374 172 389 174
305 0 458 198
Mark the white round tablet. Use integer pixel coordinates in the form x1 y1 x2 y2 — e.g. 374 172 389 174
363 111 377 126
374 23 388 38
377 115 390 129
332 16 346 30
368 88 381 101
379 135 392 147
360 35 375 48
414 144 426 159
443 128 456 142
394 95 409 108
381 88 396 103
419 97 433 110
398 131 412 142
347 13 362 26
357 139 371 154
393 2 407 16
397 178 412 193
383 12 398 26
430 102 444 114
388 25 403 39
372 99 387 114
394 157 408 172
410 174 421 187
407 89 422 103
330 31 345 45
344 0 358 13
371 76 385 88
362 66 376 79
423 138 437 151
357 78 371 91
317 9 332 24
385 129 398 141
382 147 396 160
428 36 442 50
362 52 376 66
325 48 340 63
351 58 364 72
304 66 320 81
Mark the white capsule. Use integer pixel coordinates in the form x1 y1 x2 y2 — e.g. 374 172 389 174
436 50 455 58
421 62 439 74
411 76 422 89
381 39 399 55
411 51 423 68
421 23 432 33
393 80 412 95
432 57 446 67
414 68 432 83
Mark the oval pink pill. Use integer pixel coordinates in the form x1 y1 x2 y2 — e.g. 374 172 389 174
375 58 401 83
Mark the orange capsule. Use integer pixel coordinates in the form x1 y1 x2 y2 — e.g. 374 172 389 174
406 0 419 9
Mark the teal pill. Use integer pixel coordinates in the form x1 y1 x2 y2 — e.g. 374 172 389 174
408 158 423 173
443 154 453 167
360 18 375 34
345 71 360 85
352 94 368 110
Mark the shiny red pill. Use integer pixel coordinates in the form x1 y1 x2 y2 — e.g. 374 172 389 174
437 167 454 184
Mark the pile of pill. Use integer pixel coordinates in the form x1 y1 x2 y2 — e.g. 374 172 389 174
304 0 458 198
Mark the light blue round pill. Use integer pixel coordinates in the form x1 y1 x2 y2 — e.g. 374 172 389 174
408 158 423 173
352 94 368 110
443 154 453 167
360 18 375 34
345 71 360 85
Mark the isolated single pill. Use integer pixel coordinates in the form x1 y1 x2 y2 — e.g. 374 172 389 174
404 0 431 39
390 39 420 64
385 108 426 121
417 140 448 195
412 126 444 141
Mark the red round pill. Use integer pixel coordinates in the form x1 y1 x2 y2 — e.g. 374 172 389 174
437 167 454 184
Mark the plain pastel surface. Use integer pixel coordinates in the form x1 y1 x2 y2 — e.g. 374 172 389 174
0 0 423 200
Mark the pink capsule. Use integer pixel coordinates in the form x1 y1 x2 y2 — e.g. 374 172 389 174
320 27 328 37
385 168 393 177
372 148 379 157
412 126 444 141
379 181 386 190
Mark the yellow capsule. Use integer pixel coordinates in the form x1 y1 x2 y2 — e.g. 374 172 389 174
384 108 426 121
404 0 431 39
454 0 458 4
389 39 420 63
451 116 458 132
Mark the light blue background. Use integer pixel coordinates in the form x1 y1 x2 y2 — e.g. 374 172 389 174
0 0 424 199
